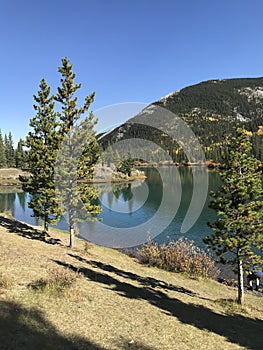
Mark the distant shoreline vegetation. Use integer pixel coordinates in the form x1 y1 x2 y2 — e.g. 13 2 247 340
0 166 146 187
1 160 260 187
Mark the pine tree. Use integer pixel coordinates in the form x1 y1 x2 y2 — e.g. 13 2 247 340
15 139 26 168
117 156 135 177
5 132 15 167
204 128 263 305
0 130 7 168
55 57 101 248
20 78 62 232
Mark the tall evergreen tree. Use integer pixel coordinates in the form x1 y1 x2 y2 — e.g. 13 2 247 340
20 78 62 232
15 139 26 168
117 156 135 177
204 128 263 305
5 132 15 167
0 130 7 168
55 57 101 248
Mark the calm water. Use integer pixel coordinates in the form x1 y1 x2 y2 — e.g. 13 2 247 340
0 167 221 248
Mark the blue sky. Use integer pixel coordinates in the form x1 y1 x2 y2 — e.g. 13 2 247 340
1 0 263 144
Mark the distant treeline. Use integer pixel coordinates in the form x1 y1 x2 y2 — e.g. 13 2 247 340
0 130 25 168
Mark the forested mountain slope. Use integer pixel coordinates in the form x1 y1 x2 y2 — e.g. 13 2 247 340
99 78 263 163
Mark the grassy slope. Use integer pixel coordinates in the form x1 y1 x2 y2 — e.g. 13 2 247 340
0 216 262 350
0 168 29 186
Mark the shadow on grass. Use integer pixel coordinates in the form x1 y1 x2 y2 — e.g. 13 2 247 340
0 215 61 245
0 300 104 350
0 300 156 350
68 253 196 296
55 256 263 350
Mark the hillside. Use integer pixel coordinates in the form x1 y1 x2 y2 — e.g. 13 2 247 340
0 168 29 186
0 215 262 350
99 78 263 164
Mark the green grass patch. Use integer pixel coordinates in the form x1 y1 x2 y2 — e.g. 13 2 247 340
215 298 249 315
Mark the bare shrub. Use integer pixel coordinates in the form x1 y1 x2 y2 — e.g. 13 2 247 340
29 266 82 295
137 238 161 266
137 237 220 279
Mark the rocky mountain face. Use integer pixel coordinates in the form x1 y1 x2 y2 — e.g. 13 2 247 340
98 78 263 164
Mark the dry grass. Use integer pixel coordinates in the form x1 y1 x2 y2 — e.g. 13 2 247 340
0 168 23 178
0 168 29 185
0 272 13 289
0 216 262 350
28 266 83 296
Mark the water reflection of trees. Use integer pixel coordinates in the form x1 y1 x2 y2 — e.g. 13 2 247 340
113 183 133 202
17 191 26 212
0 192 16 214
0 189 28 216
96 180 145 211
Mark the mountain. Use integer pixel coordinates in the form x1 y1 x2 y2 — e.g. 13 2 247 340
98 78 263 164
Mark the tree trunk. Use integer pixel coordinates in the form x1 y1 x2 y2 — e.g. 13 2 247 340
44 220 48 233
237 258 244 305
69 225 74 248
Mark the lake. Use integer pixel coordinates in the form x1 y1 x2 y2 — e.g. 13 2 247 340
0 167 220 249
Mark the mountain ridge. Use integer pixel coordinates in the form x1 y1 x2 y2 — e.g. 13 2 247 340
98 77 263 163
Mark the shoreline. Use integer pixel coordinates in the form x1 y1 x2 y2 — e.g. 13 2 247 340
0 167 147 187
0 211 262 295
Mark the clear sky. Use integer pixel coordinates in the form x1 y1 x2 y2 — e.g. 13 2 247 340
1 0 263 144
